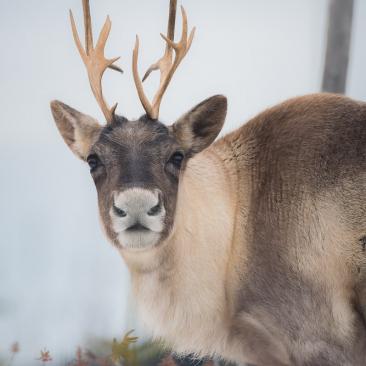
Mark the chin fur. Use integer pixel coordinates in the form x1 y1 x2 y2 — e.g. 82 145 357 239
117 230 161 250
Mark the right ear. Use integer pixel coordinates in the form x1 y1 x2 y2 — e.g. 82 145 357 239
50 100 102 160
171 95 227 156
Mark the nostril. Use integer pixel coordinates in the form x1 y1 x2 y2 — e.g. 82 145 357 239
113 204 127 217
147 202 161 216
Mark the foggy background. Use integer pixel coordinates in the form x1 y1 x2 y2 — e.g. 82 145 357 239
1 0 366 364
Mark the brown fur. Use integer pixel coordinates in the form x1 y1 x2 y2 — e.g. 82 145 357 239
51 93 366 365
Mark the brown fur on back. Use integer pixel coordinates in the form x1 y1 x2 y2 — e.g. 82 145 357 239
217 93 366 365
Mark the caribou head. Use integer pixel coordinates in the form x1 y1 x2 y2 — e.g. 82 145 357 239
50 0 227 251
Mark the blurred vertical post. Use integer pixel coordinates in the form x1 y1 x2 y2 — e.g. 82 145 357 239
322 0 354 94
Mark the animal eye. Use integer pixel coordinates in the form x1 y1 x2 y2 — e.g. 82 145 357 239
86 154 100 172
168 151 185 169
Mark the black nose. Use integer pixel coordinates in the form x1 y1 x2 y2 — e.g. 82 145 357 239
147 192 162 216
147 202 161 216
113 204 127 217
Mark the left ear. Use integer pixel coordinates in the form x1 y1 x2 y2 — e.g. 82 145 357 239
171 95 227 156
50 100 102 160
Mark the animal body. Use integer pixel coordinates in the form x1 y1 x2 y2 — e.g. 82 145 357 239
50 1 366 365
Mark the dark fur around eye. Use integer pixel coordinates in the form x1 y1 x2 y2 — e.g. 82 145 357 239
168 151 185 169
87 154 100 172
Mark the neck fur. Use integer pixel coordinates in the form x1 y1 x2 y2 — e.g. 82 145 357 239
119 145 239 356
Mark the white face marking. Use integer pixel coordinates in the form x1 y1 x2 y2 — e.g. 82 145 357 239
110 188 166 250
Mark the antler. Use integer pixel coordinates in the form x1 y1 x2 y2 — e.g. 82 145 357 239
69 0 122 123
132 0 196 120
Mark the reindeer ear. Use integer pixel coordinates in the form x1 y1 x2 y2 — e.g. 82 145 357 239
50 100 102 160
171 95 227 156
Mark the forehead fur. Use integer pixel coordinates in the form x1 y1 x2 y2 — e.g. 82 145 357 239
94 115 173 151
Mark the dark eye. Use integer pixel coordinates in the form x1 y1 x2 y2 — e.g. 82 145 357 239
87 154 100 172
168 151 185 169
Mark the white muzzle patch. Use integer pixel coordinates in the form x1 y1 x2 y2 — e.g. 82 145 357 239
110 188 166 250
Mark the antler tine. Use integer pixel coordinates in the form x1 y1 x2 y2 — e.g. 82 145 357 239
82 0 93 55
133 36 154 118
70 0 123 123
132 1 196 120
166 0 177 47
141 0 177 83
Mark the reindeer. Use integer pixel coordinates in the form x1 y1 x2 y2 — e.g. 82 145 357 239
50 1 366 365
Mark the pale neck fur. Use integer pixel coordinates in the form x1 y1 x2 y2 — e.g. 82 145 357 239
119 144 241 358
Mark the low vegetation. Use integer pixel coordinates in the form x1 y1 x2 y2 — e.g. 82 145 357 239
0 333 217 366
